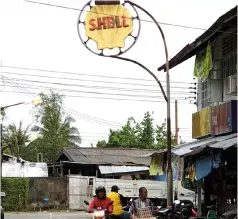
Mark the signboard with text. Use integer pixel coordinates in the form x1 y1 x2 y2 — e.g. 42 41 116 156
85 4 133 50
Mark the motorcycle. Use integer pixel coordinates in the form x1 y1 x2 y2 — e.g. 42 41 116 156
84 200 130 219
221 209 237 219
84 200 108 219
156 200 197 219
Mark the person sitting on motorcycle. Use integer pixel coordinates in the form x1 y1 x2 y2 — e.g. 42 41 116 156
107 185 130 219
129 187 155 216
88 186 113 216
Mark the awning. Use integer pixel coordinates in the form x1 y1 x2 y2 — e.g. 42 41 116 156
209 136 237 149
172 133 237 156
98 165 149 175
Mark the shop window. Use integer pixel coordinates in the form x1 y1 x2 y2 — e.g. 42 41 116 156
201 80 209 108
222 33 237 79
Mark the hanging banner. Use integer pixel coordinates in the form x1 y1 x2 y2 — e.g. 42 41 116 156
85 3 133 50
194 42 213 80
192 107 211 139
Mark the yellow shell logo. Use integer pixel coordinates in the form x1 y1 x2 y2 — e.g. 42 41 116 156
85 5 133 50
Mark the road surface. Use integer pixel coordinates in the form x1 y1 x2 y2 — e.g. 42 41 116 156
5 212 91 219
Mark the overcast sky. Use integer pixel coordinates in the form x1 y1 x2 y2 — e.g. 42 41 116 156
0 0 237 147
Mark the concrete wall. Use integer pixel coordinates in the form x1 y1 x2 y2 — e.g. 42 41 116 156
29 177 68 207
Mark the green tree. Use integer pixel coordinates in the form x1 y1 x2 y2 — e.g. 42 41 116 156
138 112 154 148
96 140 107 148
96 112 184 149
30 92 81 162
2 121 30 160
155 119 176 149
97 117 139 148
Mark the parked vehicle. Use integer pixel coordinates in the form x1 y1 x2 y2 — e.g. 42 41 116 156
0 192 6 219
69 175 202 210
156 200 197 219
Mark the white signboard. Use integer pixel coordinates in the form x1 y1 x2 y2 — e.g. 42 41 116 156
2 162 48 177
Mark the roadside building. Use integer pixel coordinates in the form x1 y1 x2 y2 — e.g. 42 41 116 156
158 6 237 216
49 147 160 178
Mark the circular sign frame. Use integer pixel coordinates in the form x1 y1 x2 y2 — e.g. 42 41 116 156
77 0 141 57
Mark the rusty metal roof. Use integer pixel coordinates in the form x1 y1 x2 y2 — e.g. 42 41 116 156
140 149 167 157
158 6 237 72
57 147 162 166
98 165 149 175
172 133 237 156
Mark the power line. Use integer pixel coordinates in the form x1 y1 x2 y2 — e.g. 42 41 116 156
1 80 194 131
2 84 195 101
24 0 236 34
1 76 195 94
1 76 196 103
0 66 194 84
65 107 122 126
65 112 122 128
65 108 123 127
0 90 195 104
3 79 124 128
2 81 196 100
0 72 195 94
4 80 36 99
2 80 195 95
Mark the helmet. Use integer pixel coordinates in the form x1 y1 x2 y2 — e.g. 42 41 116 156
95 186 106 200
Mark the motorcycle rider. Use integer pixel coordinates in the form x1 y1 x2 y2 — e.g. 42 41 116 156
88 186 113 216
129 187 155 216
107 185 130 219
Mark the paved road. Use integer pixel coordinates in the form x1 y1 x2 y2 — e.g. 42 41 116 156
5 212 91 219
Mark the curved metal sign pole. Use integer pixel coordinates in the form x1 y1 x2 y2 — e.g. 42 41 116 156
110 0 173 206
78 0 173 205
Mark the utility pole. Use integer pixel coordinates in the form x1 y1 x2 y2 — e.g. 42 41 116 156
0 108 2 182
175 100 178 145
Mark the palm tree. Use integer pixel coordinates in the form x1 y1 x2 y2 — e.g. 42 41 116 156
2 121 30 161
28 92 81 162
31 115 81 146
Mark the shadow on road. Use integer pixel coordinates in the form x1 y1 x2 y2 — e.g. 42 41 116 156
6 212 90 219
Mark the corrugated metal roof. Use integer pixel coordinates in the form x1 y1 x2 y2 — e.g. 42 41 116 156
172 133 237 156
209 137 237 149
58 148 157 166
98 165 149 175
140 149 167 157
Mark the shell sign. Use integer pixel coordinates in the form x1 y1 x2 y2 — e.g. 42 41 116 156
85 4 133 50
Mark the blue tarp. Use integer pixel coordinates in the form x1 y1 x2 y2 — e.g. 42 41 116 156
195 152 221 180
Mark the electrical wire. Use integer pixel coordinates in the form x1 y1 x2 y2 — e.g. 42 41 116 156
2 75 195 92
3 80 196 95
0 90 196 104
4 79 36 99
0 66 194 84
24 0 237 35
1 77 196 104
2 79 125 128
65 111 122 127
2 84 195 101
0 76 195 130
2 81 196 100
65 107 123 127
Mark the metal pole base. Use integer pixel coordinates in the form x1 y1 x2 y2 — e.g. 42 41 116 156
167 168 173 206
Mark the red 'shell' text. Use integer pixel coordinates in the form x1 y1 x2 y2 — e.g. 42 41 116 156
89 16 129 31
